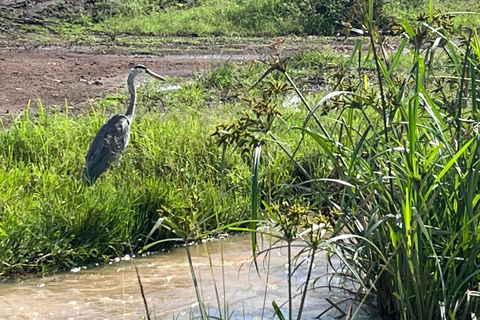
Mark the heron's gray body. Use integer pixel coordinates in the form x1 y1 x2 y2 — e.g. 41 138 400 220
83 65 165 185
83 114 131 183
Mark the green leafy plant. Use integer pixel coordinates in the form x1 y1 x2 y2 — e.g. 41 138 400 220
279 4 480 319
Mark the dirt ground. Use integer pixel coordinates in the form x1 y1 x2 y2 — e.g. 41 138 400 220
0 46 229 114
0 2 358 115
0 38 331 115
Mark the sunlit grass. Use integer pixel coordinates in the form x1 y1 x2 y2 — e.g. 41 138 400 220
0 81 251 277
85 0 480 37
0 56 334 278
91 0 237 36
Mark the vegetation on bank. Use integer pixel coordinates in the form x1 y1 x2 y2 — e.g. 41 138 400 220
2 0 480 319
8 0 480 40
204 11 480 318
0 55 329 278
167 9 480 320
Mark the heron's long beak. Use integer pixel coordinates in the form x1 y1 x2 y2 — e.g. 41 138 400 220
146 69 166 81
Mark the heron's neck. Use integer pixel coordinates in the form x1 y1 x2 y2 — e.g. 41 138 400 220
125 74 137 120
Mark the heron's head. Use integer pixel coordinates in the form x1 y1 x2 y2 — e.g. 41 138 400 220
129 65 166 81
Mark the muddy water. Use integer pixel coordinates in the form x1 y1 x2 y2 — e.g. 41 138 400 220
0 234 363 320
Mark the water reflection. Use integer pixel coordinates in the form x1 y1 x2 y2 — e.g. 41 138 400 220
0 234 367 319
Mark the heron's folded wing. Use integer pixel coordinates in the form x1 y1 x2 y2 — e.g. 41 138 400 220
84 115 130 181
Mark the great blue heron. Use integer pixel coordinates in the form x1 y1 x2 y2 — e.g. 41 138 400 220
83 65 166 185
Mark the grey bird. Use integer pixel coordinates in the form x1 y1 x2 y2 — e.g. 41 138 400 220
83 65 166 185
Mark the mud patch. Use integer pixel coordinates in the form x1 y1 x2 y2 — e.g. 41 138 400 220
0 47 227 113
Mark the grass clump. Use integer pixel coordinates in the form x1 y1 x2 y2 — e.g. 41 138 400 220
0 54 332 278
195 5 480 320
0 83 254 278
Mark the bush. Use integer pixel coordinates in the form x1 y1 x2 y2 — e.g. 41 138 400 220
227 0 394 35
215 6 480 319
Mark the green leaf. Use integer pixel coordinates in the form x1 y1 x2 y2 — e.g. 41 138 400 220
272 300 286 320
435 138 475 183
251 143 262 269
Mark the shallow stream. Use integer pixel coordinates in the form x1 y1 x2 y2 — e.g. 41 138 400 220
0 234 363 320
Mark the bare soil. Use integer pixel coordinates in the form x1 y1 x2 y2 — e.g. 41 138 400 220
0 46 230 114
0 1 365 116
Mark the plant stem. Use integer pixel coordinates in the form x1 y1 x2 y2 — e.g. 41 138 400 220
134 262 151 320
296 246 316 320
456 31 473 148
261 232 274 319
203 242 222 319
185 241 208 319
369 23 394 200
288 239 292 320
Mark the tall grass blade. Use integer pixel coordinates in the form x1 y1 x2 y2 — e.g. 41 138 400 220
272 300 286 320
296 247 316 320
434 138 474 183
185 242 208 320
134 261 151 320
388 38 408 76
251 143 262 269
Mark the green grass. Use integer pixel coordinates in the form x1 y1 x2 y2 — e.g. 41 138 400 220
87 0 303 37
93 1 236 36
3 0 479 45
0 81 254 277
79 0 480 38
0 55 335 278
386 0 480 28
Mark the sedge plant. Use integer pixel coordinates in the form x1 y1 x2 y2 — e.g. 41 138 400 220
267 2 480 319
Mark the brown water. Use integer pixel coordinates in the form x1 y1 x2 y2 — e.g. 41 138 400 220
0 234 366 320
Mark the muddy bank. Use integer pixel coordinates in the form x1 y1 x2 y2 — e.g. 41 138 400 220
0 47 247 114
0 35 366 114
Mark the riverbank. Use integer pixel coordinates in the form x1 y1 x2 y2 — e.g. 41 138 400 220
0 36 360 114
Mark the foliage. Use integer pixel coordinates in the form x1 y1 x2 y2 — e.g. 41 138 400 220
251 9 480 320
80 0 479 38
205 5 480 319
0 80 254 277
3 0 479 39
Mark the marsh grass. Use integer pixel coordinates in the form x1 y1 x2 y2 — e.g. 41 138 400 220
74 0 480 38
254 7 480 320
0 81 254 277
196 5 480 320
0 53 337 278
